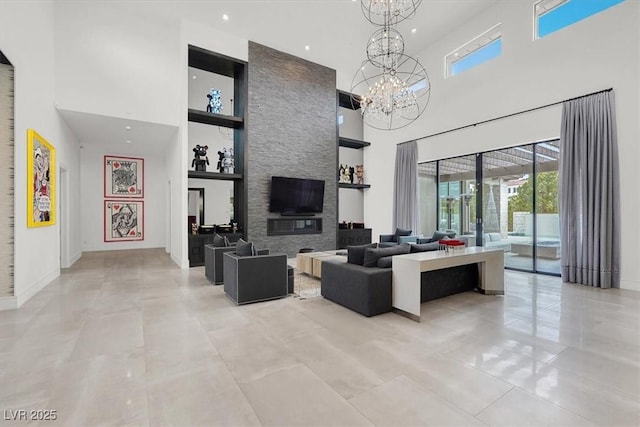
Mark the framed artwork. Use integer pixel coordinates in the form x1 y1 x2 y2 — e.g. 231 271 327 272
27 129 55 227
104 200 144 242
104 155 144 198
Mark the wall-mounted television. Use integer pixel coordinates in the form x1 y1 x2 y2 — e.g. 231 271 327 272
269 176 325 215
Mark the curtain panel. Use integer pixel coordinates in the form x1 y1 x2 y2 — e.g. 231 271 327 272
393 141 419 234
559 91 620 288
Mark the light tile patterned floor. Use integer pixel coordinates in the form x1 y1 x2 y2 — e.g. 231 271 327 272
293 270 322 300
1 248 639 426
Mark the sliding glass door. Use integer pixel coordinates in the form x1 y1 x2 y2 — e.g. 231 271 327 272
482 146 534 271
418 139 561 276
534 141 561 274
439 156 476 238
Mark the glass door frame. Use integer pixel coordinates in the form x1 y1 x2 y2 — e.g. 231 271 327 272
420 138 560 277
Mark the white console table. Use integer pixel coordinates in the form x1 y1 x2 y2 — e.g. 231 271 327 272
392 247 504 321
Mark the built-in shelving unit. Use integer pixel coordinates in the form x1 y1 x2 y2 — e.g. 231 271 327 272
338 136 371 149
339 183 371 189
188 109 244 128
188 171 242 181
187 44 248 267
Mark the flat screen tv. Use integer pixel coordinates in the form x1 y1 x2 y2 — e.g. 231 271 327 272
269 176 325 215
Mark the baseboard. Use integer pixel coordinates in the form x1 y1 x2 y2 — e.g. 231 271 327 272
620 279 640 292
0 296 17 311
68 251 82 267
170 252 188 269
16 269 59 308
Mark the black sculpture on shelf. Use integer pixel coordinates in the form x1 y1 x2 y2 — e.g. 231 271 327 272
192 144 209 171
217 149 225 173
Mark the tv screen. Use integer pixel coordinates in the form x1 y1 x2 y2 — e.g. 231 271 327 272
269 176 325 215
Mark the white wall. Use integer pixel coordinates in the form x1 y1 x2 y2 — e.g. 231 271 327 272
80 148 166 251
0 0 82 309
53 1 181 127
364 0 640 290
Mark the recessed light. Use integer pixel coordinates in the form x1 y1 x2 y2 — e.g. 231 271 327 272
222 14 229 21
192 75 197 79
305 45 310 51
411 28 417 34
125 125 132 130
125 139 132 143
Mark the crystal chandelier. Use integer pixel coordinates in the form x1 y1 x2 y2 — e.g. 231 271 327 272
351 0 430 130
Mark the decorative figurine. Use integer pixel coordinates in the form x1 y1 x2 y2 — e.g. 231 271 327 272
206 88 223 114
341 164 350 183
217 149 226 173
191 222 199 235
192 144 209 171
349 166 355 184
355 164 364 185
222 147 234 174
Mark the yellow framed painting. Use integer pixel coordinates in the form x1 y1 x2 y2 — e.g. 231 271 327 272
27 129 55 227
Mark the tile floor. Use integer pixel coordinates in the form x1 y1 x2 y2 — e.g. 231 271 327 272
1 248 639 426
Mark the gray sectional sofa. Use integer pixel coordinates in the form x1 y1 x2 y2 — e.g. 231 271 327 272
321 242 479 317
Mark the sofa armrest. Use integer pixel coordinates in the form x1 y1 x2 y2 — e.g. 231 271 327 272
321 261 392 317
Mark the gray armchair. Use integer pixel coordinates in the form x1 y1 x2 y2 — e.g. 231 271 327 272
223 251 289 305
204 245 236 285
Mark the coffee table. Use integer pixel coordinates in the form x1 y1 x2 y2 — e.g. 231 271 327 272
296 251 347 278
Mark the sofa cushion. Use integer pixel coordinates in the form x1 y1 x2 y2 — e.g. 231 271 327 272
235 238 254 257
377 256 394 268
347 243 377 266
487 232 502 242
416 237 434 244
432 230 456 241
213 233 229 247
394 228 412 242
363 243 410 267
410 242 440 253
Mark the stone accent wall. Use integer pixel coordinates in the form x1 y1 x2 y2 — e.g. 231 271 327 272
247 42 337 256
0 61 14 297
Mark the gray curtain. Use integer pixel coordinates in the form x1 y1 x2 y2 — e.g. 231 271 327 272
393 141 419 233
559 91 620 288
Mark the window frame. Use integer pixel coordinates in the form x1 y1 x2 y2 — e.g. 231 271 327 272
445 23 503 78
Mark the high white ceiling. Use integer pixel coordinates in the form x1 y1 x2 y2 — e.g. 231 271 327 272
144 0 500 82
58 0 500 154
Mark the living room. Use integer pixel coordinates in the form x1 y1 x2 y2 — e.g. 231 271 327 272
1 0 639 425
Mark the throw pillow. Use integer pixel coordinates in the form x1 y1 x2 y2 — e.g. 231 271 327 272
377 256 393 268
235 238 254 257
410 242 440 253
363 243 410 268
213 233 227 247
394 228 412 242
347 243 377 265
